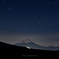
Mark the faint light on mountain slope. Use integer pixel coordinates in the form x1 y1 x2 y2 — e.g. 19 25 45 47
26 46 31 49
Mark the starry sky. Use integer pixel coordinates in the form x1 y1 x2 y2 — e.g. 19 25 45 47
0 0 59 47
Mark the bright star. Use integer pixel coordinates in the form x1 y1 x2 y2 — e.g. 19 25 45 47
49 2 50 4
1 23 3 25
39 22 40 24
9 8 10 10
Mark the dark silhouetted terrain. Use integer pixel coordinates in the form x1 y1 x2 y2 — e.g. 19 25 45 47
0 41 59 58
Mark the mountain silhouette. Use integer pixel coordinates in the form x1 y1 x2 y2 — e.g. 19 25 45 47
14 39 59 51
0 41 28 49
14 39 47 50
0 41 59 57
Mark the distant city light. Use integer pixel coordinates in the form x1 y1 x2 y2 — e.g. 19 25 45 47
26 46 31 49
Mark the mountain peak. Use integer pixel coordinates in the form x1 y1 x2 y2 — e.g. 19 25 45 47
21 39 31 43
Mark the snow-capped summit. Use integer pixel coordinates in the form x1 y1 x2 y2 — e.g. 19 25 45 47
21 39 31 43
14 39 46 49
14 39 59 50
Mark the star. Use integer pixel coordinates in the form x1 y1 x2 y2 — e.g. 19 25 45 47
41 25 42 27
54 1 56 3
39 22 40 24
8 8 13 13
9 8 11 10
1 23 3 25
5 31 6 33
24 28 26 30
48 2 50 4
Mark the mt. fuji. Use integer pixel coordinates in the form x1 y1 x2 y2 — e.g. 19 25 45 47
20 39 32 43
14 39 59 51
14 39 47 50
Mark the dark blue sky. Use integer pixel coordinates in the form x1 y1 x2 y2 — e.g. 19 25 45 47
0 0 59 47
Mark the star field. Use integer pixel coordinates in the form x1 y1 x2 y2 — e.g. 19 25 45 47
0 0 59 47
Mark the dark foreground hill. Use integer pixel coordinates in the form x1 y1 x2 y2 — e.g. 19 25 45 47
0 41 28 49
0 41 59 58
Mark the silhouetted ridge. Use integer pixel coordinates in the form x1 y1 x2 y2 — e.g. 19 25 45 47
0 41 59 57
0 41 28 49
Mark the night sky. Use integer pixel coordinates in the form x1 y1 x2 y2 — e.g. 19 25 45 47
0 0 59 47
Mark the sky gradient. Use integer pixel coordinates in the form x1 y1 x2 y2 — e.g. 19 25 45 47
0 0 59 47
